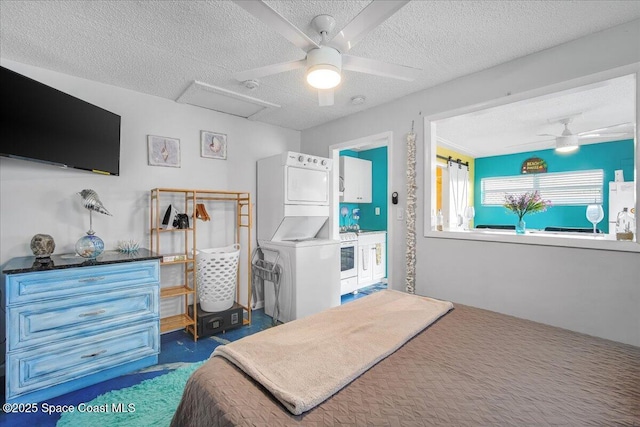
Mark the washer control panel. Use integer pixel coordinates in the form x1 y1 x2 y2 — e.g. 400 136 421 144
284 151 332 170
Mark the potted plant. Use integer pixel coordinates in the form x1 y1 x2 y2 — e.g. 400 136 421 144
504 191 551 234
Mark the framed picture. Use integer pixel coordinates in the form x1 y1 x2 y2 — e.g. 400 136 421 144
148 135 180 167
201 131 227 160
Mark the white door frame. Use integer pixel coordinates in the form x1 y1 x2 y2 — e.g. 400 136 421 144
329 131 394 288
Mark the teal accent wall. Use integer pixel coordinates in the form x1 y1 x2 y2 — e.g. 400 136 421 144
338 147 388 231
340 150 359 158
474 139 634 233
338 202 360 229
359 147 388 231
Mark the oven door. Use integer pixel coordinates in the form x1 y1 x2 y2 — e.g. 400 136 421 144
340 242 357 279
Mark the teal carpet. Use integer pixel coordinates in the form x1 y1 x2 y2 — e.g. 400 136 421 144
56 361 204 427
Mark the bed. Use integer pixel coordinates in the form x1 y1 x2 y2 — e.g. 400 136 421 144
171 291 640 426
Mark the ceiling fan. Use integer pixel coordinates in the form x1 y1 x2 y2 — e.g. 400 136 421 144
232 0 421 106
512 117 633 153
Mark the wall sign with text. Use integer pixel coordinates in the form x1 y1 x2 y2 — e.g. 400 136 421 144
521 157 548 174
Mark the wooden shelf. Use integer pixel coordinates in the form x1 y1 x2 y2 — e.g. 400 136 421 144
161 285 195 298
160 314 195 333
151 188 253 341
160 258 194 266
185 324 198 340
156 228 194 233
151 188 199 340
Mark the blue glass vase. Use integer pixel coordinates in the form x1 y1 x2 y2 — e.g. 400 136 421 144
516 218 526 235
76 233 105 258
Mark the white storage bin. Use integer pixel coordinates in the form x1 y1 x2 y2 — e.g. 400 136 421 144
196 244 241 312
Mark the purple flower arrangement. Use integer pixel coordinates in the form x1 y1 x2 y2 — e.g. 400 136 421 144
504 191 551 220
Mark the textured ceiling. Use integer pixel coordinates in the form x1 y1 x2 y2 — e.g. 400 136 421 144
436 74 636 157
1 0 640 134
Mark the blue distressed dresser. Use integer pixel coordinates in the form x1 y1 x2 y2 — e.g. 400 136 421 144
2 249 161 403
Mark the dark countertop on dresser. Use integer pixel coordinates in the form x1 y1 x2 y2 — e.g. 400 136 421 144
2 248 161 274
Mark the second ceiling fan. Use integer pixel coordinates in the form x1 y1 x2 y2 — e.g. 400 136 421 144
538 118 633 153
509 116 633 153
233 0 421 106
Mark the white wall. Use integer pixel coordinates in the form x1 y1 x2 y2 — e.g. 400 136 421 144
301 20 640 346
0 59 300 320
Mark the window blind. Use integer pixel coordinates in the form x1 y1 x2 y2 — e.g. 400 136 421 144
481 169 604 206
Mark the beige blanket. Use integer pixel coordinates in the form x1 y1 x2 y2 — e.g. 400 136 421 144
212 289 453 415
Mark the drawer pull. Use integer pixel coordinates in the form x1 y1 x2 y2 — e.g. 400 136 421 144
79 309 106 318
78 276 105 283
81 349 107 359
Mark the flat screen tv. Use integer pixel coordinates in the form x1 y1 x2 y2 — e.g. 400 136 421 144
1 66 121 175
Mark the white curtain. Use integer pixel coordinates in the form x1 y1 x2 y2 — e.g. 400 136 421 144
448 160 469 229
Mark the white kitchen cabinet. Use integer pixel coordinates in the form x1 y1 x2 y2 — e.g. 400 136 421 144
357 232 386 286
340 156 372 203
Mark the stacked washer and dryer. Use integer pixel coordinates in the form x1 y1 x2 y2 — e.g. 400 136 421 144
257 151 340 323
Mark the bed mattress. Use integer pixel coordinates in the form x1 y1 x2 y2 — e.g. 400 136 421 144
171 303 640 426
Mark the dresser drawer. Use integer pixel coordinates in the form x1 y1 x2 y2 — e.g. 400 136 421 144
6 321 159 400
6 260 159 304
8 285 159 351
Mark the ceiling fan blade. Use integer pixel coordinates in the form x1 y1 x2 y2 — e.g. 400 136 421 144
505 138 554 148
318 89 334 107
233 0 319 52
579 132 630 138
234 59 306 82
342 55 420 81
577 122 633 135
328 0 410 53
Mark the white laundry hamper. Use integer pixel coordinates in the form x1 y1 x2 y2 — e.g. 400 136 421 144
196 244 241 312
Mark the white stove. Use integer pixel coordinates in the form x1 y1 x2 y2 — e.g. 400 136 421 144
339 232 358 295
339 232 358 243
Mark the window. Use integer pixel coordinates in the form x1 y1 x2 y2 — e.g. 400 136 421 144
424 71 637 251
482 170 604 206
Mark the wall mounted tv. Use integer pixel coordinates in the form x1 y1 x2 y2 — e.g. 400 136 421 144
1 66 121 175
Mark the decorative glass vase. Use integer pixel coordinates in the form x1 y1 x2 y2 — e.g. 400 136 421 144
76 233 105 258
464 206 475 230
585 204 604 234
615 207 635 241
516 218 526 234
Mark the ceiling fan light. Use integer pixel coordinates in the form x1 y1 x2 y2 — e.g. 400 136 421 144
306 46 342 90
555 145 579 153
306 64 341 89
555 135 579 153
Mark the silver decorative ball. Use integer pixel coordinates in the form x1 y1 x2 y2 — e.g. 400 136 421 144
30 234 56 258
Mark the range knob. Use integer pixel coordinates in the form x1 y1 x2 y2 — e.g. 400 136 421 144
321 159 327 166
307 157 312 163
298 155 304 162
313 158 318 164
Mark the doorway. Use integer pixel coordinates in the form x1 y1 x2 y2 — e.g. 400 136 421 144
329 131 394 290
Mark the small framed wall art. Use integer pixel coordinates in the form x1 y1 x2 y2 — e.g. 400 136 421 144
148 135 181 167
201 131 227 160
